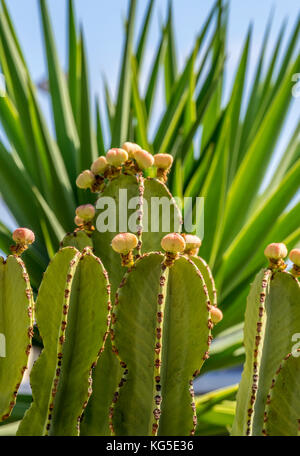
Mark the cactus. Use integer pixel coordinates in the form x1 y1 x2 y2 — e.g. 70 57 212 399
108 250 213 436
3 143 299 437
17 247 111 436
0 253 34 421
232 243 300 436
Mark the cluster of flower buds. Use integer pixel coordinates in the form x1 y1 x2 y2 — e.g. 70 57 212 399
10 228 35 256
161 233 186 267
111 232 138 268
75 141 175 193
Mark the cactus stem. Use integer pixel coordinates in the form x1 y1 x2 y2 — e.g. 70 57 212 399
44 251 81 436
1 256 34 421
135 175 145 259
76 251 112 435
245 269 272 436
151 264 168 436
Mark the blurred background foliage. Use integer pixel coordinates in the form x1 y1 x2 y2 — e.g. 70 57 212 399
0 0 299 435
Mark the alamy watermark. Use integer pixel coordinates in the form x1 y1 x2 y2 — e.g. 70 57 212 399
292 333 300 357
95 191 205 239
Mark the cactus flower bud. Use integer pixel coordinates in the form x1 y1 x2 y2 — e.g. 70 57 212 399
132 149 154 170
106 148 128 167
75 204 95 222
289 249 300 267
91 156 108 175
264 243 288 261
76 170 96 189
210 306 223 324
74 216 84 227
111 233 138 254
122 142 142 158
154 153 173 170
161 233 186 254
183 234 202 256
12 228 35 246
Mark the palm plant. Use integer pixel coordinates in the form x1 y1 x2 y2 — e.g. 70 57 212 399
0 0 299 435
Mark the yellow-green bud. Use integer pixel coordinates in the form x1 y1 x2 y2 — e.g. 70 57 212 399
111 233 138 254
91 156 108 175
161 233 186 254
154 153 173 170
106 148 128 167
75 204 95 222
264 243 287 261
76 170 96 189
122 142 142 158
289 249 300 267
183 234 202 256
132 149 154 170
12 228 35 245
210 306 223 324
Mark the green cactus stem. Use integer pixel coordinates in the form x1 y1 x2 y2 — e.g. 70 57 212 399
232 268 300 436
109 252 212 436
17 247 111 436
0 255 34 422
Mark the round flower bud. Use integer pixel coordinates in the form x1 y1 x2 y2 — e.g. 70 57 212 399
106 148 128 167
289 249 300 267
122 142 142 158
183 234 202 255
210 306 223 324
76 170 96 189
13 228 35 245
111 233 138 254
132 149 154 170
161 233 186 254
264 243 288 261
91 156 108 175
75 204 95 222
154 153 173 170
74 216 84 227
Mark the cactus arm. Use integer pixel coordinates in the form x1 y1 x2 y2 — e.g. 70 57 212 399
110 254 211 436
190 255 217 306
17 248 80 436
110 253 163 436
232 270 300 435
263 351 300 436
49 249 111 435
0 256 34 421
158 257 211 436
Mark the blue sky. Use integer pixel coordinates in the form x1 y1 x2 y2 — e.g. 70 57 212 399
0 0 299 229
